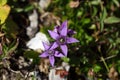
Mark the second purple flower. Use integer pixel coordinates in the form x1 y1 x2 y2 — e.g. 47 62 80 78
48 21 79 56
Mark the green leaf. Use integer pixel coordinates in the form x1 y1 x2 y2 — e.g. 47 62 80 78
93 64 101 73
100 7 107 21
61 57 70 63
13 4 34 13
7 39 19 55
77 11 83 17
89 24 96 30
1 39 19 58
24 4 34 12
92 7 98 17
99 8 107 31
90 0 101 5
104 16 120 24
81 18 91 26
113 0 119 7
24 50 39 59
24 50 40 64
14 8 23 13
117 66 120 73
1 17 19 38
103 8 107 20
0 0 7 6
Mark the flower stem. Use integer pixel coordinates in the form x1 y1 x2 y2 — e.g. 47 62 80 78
101 56 109 72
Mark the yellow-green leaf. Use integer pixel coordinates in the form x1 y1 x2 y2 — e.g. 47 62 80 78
0 4 10 24
0 0 7 6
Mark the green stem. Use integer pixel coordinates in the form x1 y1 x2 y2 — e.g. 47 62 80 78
101 56 109 72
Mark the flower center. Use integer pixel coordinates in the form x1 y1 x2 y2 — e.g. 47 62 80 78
58 36 66 45
60 38 64 43
48 50 54 56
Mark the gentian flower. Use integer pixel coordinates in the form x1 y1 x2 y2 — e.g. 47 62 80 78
48 21 79 56
39 42 64 66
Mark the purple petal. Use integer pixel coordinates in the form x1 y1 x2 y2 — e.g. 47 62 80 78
49 56 55 67
53 26 59 33
68 29 76 36
39 52 48 57
48 30 59 40
42 42 49 50
53 28 57 33
60 21 68 36
54 51 64 57
50 42 59 50
67 37 79 44
61 21 67 28
60 45 68 56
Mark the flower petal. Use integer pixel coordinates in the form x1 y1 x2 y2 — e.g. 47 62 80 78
68 29 76 36
49 56 55 67
50 42 59 50
48 30 59 40
67 37 79 44
39 52 48 57
54 51 64 57
60 45 68 56
60 21 68 36
42 42 49 50
53 26 59 33
61 21 67 28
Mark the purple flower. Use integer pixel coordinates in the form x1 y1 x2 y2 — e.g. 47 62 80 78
48 21 79 56
39 42 64 66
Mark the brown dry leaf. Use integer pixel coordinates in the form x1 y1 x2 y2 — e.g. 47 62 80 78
108 66 118 80
55 69 68 78
40 12 60 26
0 32 5 37
69 1 80 8
39 0 51 10
88 68 95 77
39 58 50 74
0 4 11 24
